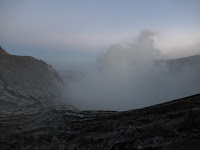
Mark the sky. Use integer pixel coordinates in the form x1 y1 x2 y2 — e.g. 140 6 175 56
0 0 200 66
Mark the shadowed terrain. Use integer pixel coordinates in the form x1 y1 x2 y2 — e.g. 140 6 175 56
1 94 200 150
0 47 200 150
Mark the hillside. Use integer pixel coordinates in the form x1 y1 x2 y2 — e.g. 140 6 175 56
0 94 200 150
0 47 200 149
0 46 63 108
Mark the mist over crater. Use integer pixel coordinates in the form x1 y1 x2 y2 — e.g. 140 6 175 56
59 30 200 111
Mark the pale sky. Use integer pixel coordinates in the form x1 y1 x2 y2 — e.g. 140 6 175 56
0 0 200 64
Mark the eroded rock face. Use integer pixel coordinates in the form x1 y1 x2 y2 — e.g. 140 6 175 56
0 46 63 108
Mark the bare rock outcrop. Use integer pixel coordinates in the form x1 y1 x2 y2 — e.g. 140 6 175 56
0 46 63 108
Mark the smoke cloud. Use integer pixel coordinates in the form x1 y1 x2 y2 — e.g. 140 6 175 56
60 30 200 111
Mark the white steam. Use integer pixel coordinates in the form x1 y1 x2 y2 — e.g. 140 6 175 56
61 30 200 111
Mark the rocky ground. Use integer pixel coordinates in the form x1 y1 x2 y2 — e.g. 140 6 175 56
0 94 200 150
0 46 63 108
1 46 200 149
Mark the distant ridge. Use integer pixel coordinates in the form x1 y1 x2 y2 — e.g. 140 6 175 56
154 54 200 71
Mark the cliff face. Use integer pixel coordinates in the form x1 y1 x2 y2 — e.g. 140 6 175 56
0 46 63 108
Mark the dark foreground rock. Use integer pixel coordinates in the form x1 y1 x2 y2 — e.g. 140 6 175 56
0 94 200 150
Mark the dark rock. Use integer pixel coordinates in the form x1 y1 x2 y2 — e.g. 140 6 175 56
0 46 63 108
179 109 200 130
153 121 176 137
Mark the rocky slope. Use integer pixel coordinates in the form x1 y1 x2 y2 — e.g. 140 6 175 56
0 94 200 150
0 46 63 108
0 48 200 150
